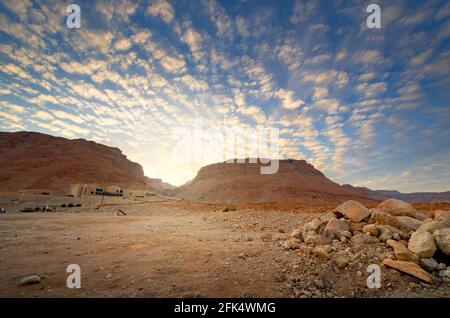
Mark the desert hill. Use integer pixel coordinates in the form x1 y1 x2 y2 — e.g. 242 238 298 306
0 131 148 191
173 159 379 204
146 177 177 196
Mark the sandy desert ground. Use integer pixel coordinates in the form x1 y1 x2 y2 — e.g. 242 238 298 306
0 198 449 298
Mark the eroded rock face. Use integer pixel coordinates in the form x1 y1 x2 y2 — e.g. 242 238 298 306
433 228 450 255
378 199 426 220
408 231 437 258
335 200 370 223
382 259 433 283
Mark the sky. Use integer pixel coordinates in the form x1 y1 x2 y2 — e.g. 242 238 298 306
0 0 449 192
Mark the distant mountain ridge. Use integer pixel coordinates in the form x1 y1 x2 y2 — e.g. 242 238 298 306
1 131 448 203
372 190 450 203
342 185 450 203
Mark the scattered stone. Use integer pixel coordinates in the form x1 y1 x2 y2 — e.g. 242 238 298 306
349 222 365 234
351 233 379 245
433 228 450 255
396 216 422 231
335 257 349 269
376 224 408 240
382 259 433 283
260 233 273 241
313 247 330 258
239 252 247 260
105 273 112 279
314 278 324 289
335 200 370 222
304 218 322 233
392 233 401 240
340 230 352 239
408 231 436 258
320 212 336 224
362 224 379 237
437 263 447 271
378 199 426 220
379 229 393 242
289 237 302 249
314 232 333 245
387 239 419 263
438 269 450 282
416 219 447 234
300 245 314 255
18 275 41 286
290 228 302 239
304 234 316 245
419 258 438 271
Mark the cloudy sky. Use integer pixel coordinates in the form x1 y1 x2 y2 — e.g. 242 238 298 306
0 0 449 192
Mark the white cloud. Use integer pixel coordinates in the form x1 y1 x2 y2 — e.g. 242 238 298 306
147 0 174 23
277 89 304 110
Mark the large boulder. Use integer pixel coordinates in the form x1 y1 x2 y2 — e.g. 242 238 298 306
369 210 403 229
324 218 350 239
433 210 450 226
335 200 370 223
387 239 419 263
433 228 450 255
408 231 437 258
396 216 422 232
378 199 426 220
382 259 433 283
416 219 447 234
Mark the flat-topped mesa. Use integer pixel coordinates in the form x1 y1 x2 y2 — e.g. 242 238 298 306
0 131 147 191
174 159 375 204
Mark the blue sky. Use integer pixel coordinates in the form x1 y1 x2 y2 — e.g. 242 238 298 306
0 0 449 191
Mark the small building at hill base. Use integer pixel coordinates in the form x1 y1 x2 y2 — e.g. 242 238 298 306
68 184 151 200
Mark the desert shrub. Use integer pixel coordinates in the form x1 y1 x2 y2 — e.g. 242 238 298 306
222 206 236 212
68 203 74 208
61 204 67 207
21 207 40 213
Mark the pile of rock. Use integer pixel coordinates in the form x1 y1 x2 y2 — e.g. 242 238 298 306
284 199 450 284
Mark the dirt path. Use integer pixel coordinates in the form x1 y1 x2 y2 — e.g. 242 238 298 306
0 202 298 297
0 200 448 298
